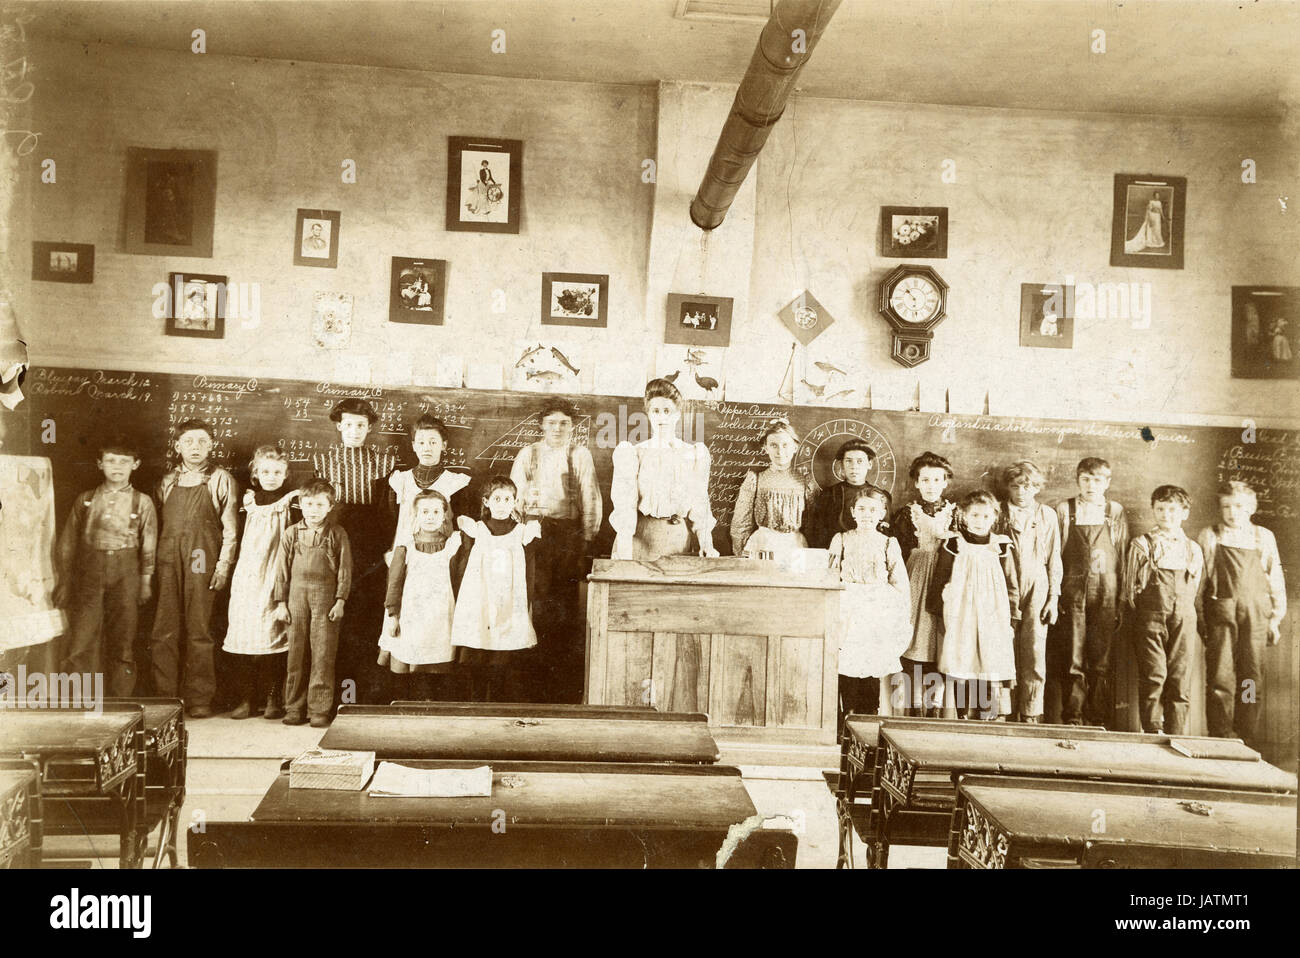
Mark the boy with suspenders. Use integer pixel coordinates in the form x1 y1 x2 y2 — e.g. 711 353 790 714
1053 457 1129 727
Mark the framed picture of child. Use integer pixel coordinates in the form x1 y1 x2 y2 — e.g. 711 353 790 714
1231 286 1298 380
389 257 447 325
123 147 217 258
664 293 733 347
446 136 522 234
165 272 227 339
32 241 94 283
540 272 608 328
1019 283 1075 349
293 209 341 268
1110 173 1186 269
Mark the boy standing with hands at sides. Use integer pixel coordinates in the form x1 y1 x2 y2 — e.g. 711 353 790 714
510 399 602 703
1196 481 1286 747
56 436 158 696
995 461 1061 723
1123 485 1203 736
312 398 397 706
273 479 352 727
803 439 878 549
151 419 239 718
1053 457 1129 727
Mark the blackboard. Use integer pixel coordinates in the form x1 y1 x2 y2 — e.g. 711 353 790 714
20 366 1299 569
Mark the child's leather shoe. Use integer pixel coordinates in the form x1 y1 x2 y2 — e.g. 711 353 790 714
230 701 251 720
309 715 331 729
282 713 308 726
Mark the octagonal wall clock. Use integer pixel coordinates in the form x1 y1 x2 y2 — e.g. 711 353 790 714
878 264 948 368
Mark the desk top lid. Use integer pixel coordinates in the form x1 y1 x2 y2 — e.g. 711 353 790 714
590 555 841 589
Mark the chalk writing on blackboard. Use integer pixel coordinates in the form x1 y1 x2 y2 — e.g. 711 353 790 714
475 416 595 472
924 414 1197 448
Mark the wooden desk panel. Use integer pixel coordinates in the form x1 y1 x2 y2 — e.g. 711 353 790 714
952 775 1296 869
319 710 720 764
0 762 41 868
588 558 841 746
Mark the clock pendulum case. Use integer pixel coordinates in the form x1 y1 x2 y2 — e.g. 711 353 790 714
877 264 949 367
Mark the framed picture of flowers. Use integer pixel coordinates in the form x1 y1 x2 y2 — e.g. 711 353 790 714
881 206 948 259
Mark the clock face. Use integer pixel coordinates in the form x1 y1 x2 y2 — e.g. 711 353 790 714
888 275 942 324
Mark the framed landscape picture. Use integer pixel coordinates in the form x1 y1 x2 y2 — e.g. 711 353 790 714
166 272 227 339
32 241 94 283
541 272 608 328
447 136 522 234
881 206 947 258
1231 285 1298 380
1019 283 1075 349
664 293 733 347
123 147 217 258
389 257 447 325
1110 173 1186 269
294 209 341 268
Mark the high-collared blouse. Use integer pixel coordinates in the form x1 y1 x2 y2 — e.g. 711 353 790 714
610 437 715 545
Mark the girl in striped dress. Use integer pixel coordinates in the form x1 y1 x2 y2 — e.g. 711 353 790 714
730 419 817 557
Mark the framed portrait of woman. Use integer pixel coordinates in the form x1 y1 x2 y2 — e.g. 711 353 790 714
446 136 522 234
1110 173 1186 269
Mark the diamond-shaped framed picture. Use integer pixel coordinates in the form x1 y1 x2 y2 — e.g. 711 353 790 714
778 290 834 346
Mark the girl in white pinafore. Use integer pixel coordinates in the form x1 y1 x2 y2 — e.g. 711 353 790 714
929 491 1019 720
224 445 299 720
451 476 540 700
379 490 461 697
830 486 911 726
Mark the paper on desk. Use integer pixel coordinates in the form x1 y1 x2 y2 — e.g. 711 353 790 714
368 762 493 797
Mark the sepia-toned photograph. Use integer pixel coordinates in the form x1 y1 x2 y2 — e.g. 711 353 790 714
1 0 1297 934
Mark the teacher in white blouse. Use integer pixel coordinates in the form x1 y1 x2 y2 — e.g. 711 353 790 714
609 379 718 560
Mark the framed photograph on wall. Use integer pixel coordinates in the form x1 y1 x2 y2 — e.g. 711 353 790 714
123 147 217 258
32 241 94 283
664 293 733 347
881 206 947 258
446 136 522 234
1110 173 1186 269
389 257 447 325
294 209 341 268
1019 283 1075 349
541 272 608 328
1231 285 1298 379
166 272 227 339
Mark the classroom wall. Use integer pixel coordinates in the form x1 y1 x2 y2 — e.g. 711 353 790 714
13 43 1298 429
13 40 657 389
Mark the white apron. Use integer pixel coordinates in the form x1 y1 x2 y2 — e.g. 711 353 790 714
743 526 808 557
936 535 1017 681
386 468 472 564
224 490 295 654
450 520 539 651
379 532 460 666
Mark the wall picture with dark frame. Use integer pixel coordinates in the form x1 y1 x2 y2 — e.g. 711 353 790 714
389 257 447 325
447 136 522 234
123 147 217 258
664 292 733 347
541 272 608 328
32 241 94 283
1231 285 1297 380
1110 173 1186 269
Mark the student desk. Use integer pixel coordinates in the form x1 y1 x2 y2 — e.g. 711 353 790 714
320 704 720 763
873 725 1296 869
104 698 187 868
832 715 1104 868
949 775 1297 869
0 704 147 867
586 556 842 746
187 761 797 868
0 759 43 868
